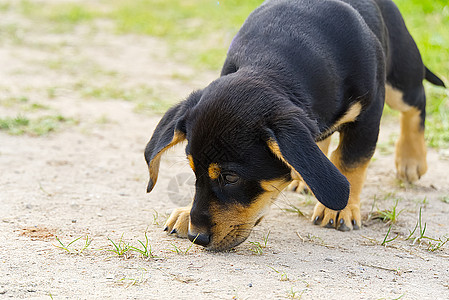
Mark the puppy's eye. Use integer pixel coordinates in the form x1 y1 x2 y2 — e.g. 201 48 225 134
223 173 239 185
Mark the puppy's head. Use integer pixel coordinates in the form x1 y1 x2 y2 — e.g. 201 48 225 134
145 74 349 251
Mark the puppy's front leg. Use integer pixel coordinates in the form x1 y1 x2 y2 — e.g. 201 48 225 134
311 152 369 231
164 205 191 238
311 97 383 231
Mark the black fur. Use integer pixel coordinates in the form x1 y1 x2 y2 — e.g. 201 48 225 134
144 0 445 246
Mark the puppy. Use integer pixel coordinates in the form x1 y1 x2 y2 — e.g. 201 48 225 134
145 0 445 251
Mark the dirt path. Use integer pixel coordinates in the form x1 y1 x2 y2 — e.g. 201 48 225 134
1 3 448 299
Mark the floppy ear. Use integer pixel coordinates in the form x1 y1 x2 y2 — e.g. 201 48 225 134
265 120 349 211
144 91 201 193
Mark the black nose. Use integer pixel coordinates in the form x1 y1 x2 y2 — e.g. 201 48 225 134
188 232 211 247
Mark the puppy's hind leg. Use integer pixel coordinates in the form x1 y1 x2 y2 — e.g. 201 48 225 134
385 84 427 183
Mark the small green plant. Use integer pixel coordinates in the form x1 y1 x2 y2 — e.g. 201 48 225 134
269 267 289 281
54 235 92 254
169 234 198 255
406 207 449 251
249 231 270 255
406 207 426 243
152 209 167 225
107 234 132 257
285 204 305 217
129 232 154 259
118 268 149 287
381 224 399 246
373 199 403 224
287 287 305 299
249 241 264 255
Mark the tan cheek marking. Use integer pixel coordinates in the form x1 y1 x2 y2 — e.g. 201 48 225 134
208 163 221 180
209 178 289 246
187 155 195 172
260 178 290 193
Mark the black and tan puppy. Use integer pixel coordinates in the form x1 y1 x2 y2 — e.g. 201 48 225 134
145 0 445 251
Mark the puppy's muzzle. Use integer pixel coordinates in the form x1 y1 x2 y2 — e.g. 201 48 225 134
189 208 212 247
188 232 211 247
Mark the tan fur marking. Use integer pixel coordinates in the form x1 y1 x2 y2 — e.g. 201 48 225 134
385 84 427 182
395 107 427 182
267 139 302 180
385 84 411 112
208 163 221 180
149 131 186 186
260 178 291 193
320 102 362 139
311 134 370 229
207 178 289 251
317 136 332 156
187 155 195 172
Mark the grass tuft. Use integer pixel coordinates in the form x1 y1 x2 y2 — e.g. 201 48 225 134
381 224 399 246
0 114 74 136
129 231 155 259
54 235 92 255
107 234 132 258
406 207 449 251
372 199 403 224
248 231 270 255
169 234 198 255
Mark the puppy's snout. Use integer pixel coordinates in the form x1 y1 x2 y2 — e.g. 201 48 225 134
188 232 211 247
189 207 212 247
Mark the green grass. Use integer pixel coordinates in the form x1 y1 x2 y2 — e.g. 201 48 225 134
381 224 399 246
0 95 50 111
406 207 449 251
19 0 99 32
54 235 92 255
129 232 155 259
107 234 132 257
0 114 73 136
248 231 270 255
169 237 198 255
372 199 404 224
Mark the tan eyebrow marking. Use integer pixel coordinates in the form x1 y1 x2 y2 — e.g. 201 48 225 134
208 163 221 180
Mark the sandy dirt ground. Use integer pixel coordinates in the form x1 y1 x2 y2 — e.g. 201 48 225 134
1 2 448 299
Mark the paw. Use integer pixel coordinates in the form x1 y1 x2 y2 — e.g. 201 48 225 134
311 202 360 231
164 206 190 238
287 180 311 194
395 152 427 183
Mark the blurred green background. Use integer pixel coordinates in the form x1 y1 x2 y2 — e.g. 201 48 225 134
1 0 448 146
